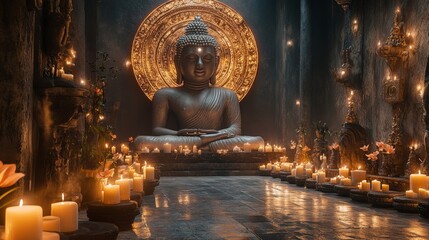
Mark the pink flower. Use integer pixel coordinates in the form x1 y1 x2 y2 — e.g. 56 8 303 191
0 161 25 188
360 145 369 152
365 151 379 161
376 141 385 151
384 144 395 154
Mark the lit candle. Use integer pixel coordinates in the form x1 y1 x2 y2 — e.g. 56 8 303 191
382 184 389 192
291 168 296 176
265 143 273 152
133 174 144 192
266 162 272 170
371 180 381 191
103 184 120 204
316 171 326 183
339 166 349 178
51 193 78 232
233 146 241 153
410 171 427 193
141 147 150 153
351 167 366 185
115 176 131 200
295 165 305 178
258 145 264 152
152 148 160 153
42 216 60 232
259 164 266 170
243 142 251 152
340 178 352 186
312 173 317 180
305 168 313 177
192 145 198 153
163 143 172 153
405 190 418 198
111 146 116 154
6 199 43 240
361 181 370 191
145 165 155 180
330 177 337 184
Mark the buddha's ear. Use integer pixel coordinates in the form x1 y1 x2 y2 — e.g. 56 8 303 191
210 55 220 85
174 55 182 84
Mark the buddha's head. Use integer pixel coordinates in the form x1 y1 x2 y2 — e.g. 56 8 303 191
175 16 219 87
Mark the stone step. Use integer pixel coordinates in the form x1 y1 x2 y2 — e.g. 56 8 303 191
138 152 285 176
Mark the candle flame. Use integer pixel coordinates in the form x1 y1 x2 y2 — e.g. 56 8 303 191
358 166 361 170
145 161 147 166
419 170 421 174
121 174 123 179
62 193 64 201
105 143 108 149
19 199 23 207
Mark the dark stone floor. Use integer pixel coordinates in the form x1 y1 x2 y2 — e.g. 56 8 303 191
112 176 429 239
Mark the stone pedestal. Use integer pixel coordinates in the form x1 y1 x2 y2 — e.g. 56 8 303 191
286 175 296 184
279 171 291 181
393 196 421 213
317 182 336 193
334 185 358 197
60 221 119 240
350 189 369 202
367 191 404 208
295 177 306 187
86 201 140 231
144 179 159 196
305 179 316 189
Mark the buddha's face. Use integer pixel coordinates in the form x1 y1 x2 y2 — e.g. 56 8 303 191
179 45 218 84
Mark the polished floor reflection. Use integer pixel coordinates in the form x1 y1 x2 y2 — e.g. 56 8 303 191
117 176 429 239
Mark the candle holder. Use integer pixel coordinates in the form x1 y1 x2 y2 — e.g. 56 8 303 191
295 177 307 187
279 171 291 181
392 196 421 213
334 185 357 197
305 178 317 189
143 179 159 196
317 182 337 193
59 221 119 240
349 189 368 202
86 201 140 231
286 175 296 184
367 190 404 208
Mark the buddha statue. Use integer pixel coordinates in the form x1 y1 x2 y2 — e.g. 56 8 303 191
135 16 264 152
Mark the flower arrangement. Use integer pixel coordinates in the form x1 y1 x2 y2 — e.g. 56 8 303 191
0 161 25 209
361 141 395 161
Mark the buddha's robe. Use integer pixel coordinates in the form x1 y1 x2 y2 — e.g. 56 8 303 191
135 87 264 151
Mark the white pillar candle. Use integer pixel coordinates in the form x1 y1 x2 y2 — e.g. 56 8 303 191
382 184 389 192
233 146 241 153
192 145 198 153
152 148 160 153
265 143 273 152
291 168 296 176
266 163 272 170
163 143 172 153
274 165 281 173
134 163 141 174
133 174 144 192
351 169 366 185
259 165 266 170
51 195 78 233
42 216 60 232
142 147 150 153
418 188 427 199
103 184 120 204
305 168 313 177
371 180 381 191
330 177 337 184
243 142 251 152
410 171 427 193
258 145 264 152
316 172 326 183
115 177 131 201
312 173 317 180
339 166 349 178
296 165 305 178
42 232 60 240
340 178 352 186
111 146 116 154
6 200 43 240
361 181 371 191
405 190 418 198
145 165 155 180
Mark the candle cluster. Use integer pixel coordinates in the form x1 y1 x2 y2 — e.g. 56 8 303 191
407 171 429 199
5 195 79 240
257 143 286 153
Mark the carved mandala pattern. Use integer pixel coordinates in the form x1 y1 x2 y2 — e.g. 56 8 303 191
131 0 258 101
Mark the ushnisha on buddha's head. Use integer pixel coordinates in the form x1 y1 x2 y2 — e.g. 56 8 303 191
175 16 219 86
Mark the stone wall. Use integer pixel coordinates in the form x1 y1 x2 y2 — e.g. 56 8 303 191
0 0 35 188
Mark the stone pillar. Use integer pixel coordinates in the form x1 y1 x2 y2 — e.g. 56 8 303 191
275 0 301 145
0 0 35 190
299 0 312 146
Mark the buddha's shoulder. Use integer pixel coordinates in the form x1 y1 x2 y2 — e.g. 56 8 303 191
154 87 181 97
210 87 238 99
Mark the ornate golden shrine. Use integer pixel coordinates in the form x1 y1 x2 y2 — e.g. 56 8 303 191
131 0 258 101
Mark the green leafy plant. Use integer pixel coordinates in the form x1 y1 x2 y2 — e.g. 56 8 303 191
81 51 118 171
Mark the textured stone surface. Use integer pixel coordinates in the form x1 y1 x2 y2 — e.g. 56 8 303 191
77 176 429 239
